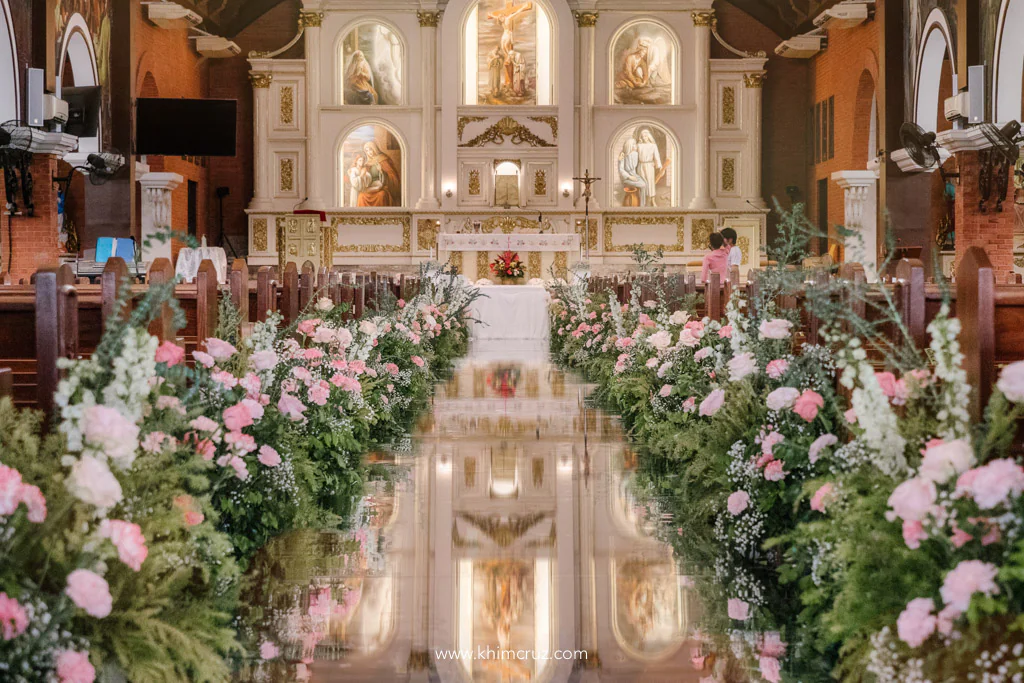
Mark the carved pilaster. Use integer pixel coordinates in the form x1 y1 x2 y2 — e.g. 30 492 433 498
417 10 441 27
691 10 715 27
574 11 598 27
743 72 767 88
298 10 322 28
248 73 272 89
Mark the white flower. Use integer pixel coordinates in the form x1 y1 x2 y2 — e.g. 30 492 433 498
81 405 140 470
669 310 690 325
758 318 793 340
315 297 334 311
359 320 378 337
766 387 800 411
66 455 123 511
728 352 758 381
996 361 1024 403
647 330 672 351
919 439 975 484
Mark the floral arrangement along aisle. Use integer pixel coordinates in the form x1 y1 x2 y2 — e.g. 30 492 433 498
489 250 526 281
548 210 1024 682
0 263 476 681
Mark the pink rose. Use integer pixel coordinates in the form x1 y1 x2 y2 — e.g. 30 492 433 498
0 592 28 640
727 491 750 516
766 387 800 411
758 318 793 340
241 398 264 421
766 359 789 379
902 520 927 549
682 397 696 413
308 383 330 406
875 371 898 398
844 408 857 424
278 393 307 421
793 390 824 422
940 560 999 612
718 325 733 338
936 604 960 635
65 569 112 618
759 632 787 658
727 598 750 620
809 433 838 463
19 484 46 523
699 389 726 417
659 384 673 398
260 640 281 660
98 519 148 571
810 483 835 512
957 458 1024 509
222 403 254 432
55 650 96 683
154 341 185 367
204 338 237 360
759 656 782 683
190 416 219 433
192 350 216 368
887 477 937 522
897 597 937 648
694 347 713 361
950 523 973 548
258 445 282 467
411 356 425 367
184 510 205 526
727 352 758 381
764 460 787 481
250 350 278 371
920 439 975 484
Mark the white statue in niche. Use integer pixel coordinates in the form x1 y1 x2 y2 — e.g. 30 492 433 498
636 129 663 207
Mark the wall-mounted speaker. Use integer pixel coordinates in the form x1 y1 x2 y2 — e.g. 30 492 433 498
26 68 44 127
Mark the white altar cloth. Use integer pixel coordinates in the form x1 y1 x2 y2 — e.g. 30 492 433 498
175 246 228 283
468 285 550 341
440 233 580 253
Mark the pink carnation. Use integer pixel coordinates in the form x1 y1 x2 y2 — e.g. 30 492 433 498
765 359 789 379
19 484 46 523
699 389 726 417
793 390 824 422
258 445 282 467
887 477 936 522
55 650 96 683
764 460 787 481
411 356 425 367
222 403 254 432
260 641 280 660
0 465 24 517
154 341 185 367
278 393 307 421
759 656 782 683
98 519 148 571
65 569 112 618
957 459 1024 509
192 350 216 368
659 384 673 398
902 520 927 549
250 350 278 371
875 371 898 398
758 318 793 340
727 598 750 621
718 325 733 338
204 338 237 360
808 433 838 464
810 483 835 512
308 383 331 406
897 597 937 648
190 416 219 432
940 560 999 613
727 491 749 516
844 408 857 424
0 592 28 640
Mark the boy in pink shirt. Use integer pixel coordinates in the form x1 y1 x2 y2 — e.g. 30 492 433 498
701 232 730 283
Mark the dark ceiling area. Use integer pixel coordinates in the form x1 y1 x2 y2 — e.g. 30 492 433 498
180 0 838 40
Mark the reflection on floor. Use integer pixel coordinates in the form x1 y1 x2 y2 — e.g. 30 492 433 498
238 341 705 682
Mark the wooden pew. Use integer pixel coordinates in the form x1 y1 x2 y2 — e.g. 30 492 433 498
281 263 299 325
229 259 249 324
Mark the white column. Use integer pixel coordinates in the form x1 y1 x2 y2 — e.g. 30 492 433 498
744 72 767 209
832 170 880 281
249 72 272 211
416 10 441 210
138 172 184 262
689 10 715 210
576 10 598 208
301 11 325 210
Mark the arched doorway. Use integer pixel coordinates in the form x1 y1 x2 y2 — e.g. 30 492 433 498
0 0 18 124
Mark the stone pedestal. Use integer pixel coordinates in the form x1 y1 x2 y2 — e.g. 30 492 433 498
832 170 879 281
138 172 184 262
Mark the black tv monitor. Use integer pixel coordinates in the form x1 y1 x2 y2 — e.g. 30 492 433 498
135 98 237 157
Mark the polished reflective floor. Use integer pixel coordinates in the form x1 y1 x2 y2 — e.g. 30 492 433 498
238 341 704 682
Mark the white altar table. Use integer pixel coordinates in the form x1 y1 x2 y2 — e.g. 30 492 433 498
439 233 581 252
468 285 550 341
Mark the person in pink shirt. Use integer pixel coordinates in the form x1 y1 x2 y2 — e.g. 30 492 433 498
701 232 730 283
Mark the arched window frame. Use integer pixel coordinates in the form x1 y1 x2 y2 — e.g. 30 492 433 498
460 0 557 106
913 9 956 133
0 0 18 124
607 118 681 208
993 0 1024 123
335 119 408 208
607 17 681 106
334 17 408 106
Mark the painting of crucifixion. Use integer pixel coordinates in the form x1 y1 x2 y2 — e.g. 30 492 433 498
477 0 538 105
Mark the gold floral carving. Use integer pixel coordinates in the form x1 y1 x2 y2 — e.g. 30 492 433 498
603 215 687 252
574 11 598 27
722 86 735 125
252 218 268 252
477 250 490 278
528 252 542 278
457 116 487 141
722 157 736 193
416 10 441 27
249 73 272 89
493 157 521 169
744 72 767 88
554 251 568 279
692 218 715 251
298 11 323 28
331 215 411 252
449 251 463 272
417 218 438 251
691 10 715 27
737 236 751 265
575 218 598 251
534 169 547 195
280 86 294 125
481 215 538 234
460 116 554 148
468 169 481 195
280 158 294 192
528 115 558 140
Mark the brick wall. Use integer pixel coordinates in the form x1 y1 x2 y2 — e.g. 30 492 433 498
0 155 61 281
955 151 1015 280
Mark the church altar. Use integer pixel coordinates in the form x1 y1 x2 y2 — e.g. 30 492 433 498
468 285 551 341
439 233 581 281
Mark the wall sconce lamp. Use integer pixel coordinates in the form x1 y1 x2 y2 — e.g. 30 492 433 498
444 184 455 198
561 184 572 198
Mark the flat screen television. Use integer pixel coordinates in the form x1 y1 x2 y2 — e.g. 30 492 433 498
135 98 237 157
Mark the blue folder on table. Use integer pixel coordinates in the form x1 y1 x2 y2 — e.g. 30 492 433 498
95 237 136 263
